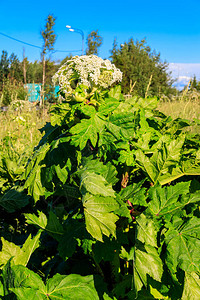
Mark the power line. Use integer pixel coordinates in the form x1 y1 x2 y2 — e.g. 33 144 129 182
0 32 81 53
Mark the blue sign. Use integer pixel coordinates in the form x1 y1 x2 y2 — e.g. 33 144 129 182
24 84 59 102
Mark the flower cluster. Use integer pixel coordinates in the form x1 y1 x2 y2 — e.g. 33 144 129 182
52 55 122 97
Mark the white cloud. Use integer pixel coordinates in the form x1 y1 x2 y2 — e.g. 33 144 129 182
168 63 200 90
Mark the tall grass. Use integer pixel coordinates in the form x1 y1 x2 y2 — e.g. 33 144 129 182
0 101 49 159
158 90 200 134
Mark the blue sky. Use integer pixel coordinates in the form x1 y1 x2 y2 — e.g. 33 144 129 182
1 0 200 68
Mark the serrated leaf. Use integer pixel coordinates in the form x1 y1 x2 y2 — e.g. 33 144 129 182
54 164 68 184
165 217 200 273
182 272 200 300
23 144 50 202
147 182 190 218
118 149 135 166
45 211 64 241
0 232 41 267
70 114 105 150
136 214 158 247
159 160 200 185
0 187 30 213
58 219 88 260
46 273 99 300
18 232 41 266
119 182 147 207
80 171 115 197
134 245 163 292
98 98 120 115
8 265 46 298
26 211 64 241
108 85 121 100
135 136 185 185
106 112 135 140
25 211 47 230
10 288 45 299
8 265 100 300
83 193 119 242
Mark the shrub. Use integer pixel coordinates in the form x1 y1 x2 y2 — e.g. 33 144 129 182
0 57 199 299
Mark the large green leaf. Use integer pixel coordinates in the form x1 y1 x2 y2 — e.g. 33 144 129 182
8 265 99 300
46 273 99 299
7 265 46 299
25 211 64 241
80 171 115 197
136 214 158 247
0 186 31 213
159 160 200 186
58 219 88 260
134 244 163 292
108 85 122 100
164 217 200 273
0 232 41 267
22 143 51 201
135 136 185 185
25 211 47 230
70 114 105 150
83 193 119 241
119 181 147 207
98 98 120 115
45 211 64 241
182 272 200 300
146 182 191 219
106 112 135 140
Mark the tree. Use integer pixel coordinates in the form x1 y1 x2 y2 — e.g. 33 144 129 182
26 60 43 83
58 54 72 67
189 75 200 91
9 53 23 81
0 51 9 84
41 14 56 104
86 30 103 55
110 38 175 97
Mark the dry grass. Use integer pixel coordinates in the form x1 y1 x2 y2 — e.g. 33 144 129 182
0 101 49 158
158 90 200 134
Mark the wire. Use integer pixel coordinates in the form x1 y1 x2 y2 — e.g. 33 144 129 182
0 32 81 53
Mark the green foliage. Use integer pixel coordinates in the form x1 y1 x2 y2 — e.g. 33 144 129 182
110 38 175 97
0 78 28 106
41 14 56 56
0 79 200 299
86 30 103 55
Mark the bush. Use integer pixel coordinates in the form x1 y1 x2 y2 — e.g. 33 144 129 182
0 78 28 106
0 57 200 299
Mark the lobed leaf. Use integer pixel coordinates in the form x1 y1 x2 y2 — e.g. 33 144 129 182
182 272 200 300
83 193 119 241
164 217 200 273
80 171 115 197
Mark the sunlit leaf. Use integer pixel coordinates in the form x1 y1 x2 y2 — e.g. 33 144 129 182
83 193 119 241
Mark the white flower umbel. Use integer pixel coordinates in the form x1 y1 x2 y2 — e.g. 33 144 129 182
52 55 122 98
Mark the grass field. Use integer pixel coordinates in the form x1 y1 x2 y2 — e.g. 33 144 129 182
158 91 200 134
0 94 199 162
0 102 49 160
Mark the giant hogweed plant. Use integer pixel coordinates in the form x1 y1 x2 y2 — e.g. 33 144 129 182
0 56 200 299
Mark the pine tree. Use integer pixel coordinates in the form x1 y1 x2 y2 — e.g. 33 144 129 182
41 14 56 105
86 30 103 55
110 38 175 97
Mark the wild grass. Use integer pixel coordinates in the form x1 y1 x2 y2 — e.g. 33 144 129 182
0 101 49 160
158 90 200 134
